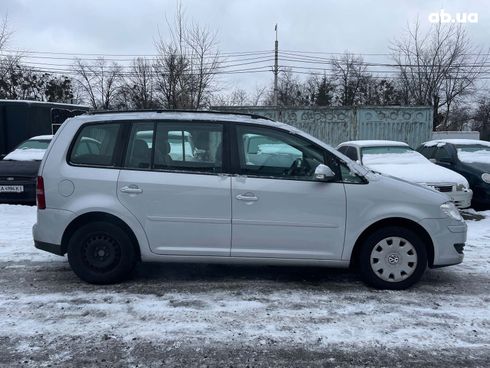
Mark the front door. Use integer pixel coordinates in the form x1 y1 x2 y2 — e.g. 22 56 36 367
231 125 346 260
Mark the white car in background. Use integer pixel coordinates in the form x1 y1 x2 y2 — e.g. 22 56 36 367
337 140 473 208
2 135 53 161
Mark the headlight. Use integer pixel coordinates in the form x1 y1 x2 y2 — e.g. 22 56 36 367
456 183 466 191
482 173 490 184
440 202 463 221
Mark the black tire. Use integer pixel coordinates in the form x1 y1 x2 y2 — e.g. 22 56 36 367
359 226 428 290
67 221 137 284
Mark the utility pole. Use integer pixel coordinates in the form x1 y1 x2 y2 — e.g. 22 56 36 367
273 24 279 109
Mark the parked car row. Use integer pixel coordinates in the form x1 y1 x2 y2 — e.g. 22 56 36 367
337 140 473 209
0 111 487 290
337 138 489 210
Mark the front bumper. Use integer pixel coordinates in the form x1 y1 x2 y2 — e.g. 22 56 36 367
449 189 473 209
419 217 467 268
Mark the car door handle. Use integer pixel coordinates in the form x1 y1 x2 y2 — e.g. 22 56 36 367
236 193 258 201
120 185 143 194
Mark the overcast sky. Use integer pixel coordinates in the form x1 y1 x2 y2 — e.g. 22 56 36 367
1 0 489 95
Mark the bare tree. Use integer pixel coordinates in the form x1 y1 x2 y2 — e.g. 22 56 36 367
154 3 221 109
120 57 158 109
0 15 21 94
185 23 221 108
154 42 190 109
474 97 490 140
0 15 10 51
391 20 487 129
331 52 369 106
215 87 249 106
250 85 267 106
264 68 310 107
73 57 122 109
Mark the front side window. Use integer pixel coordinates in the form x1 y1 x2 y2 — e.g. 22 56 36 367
345 146 358 161
236 126 336 180
435 146 452 161
154 122 223 173
70 123 121 167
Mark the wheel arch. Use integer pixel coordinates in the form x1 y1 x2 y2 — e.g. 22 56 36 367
61 211 141 261
349 217 435 269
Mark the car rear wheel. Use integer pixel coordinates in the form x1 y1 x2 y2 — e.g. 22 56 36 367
67 222 137 284
359 227 427 290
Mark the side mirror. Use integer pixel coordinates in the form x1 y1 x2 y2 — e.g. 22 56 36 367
314 164 336 181
437 157 454 164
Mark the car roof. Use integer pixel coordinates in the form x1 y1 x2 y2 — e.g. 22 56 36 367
337 140 409 148
422 139 490 147
29 135 53 140
68 110 301 132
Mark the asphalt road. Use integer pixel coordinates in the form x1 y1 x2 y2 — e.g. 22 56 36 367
0 205 489 367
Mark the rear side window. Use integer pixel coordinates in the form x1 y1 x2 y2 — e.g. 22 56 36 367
69 123 121 167
153 122 223 173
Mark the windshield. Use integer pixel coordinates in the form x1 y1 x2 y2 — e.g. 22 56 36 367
456 144 490 164
361 146 428 165
16 139 51 150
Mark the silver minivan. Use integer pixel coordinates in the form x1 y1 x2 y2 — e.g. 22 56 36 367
33 111 467 289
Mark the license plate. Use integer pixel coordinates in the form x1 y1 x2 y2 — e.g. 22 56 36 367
0 185 24 193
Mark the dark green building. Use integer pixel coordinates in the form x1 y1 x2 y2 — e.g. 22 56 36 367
0 100 89 155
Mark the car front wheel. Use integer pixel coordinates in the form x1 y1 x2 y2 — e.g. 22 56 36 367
359 227 428 290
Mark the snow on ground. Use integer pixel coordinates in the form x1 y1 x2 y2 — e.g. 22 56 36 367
0 204 489 363
0 205 58 262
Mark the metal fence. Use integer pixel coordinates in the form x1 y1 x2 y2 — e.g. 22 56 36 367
214 106 433 148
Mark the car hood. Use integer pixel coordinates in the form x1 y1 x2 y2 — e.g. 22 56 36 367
0 160 41 177
366 162 469 186
463 161 490 173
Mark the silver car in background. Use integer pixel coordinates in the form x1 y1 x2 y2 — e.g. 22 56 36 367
337 140 473 208
33 111 466 290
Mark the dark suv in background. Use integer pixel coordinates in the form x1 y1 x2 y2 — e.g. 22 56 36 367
417 139 490 210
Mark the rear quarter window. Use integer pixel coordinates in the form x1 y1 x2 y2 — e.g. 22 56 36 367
69 123 121 167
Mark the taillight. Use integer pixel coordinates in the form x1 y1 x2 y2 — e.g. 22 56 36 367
36 176 46 209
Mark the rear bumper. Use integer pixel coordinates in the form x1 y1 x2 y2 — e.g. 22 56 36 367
34 240 65 256
32 207 74 254
0 181 36 204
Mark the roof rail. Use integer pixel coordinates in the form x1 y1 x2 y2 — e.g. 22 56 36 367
85 109 275 121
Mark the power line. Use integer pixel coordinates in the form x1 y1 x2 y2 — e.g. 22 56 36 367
1 48 273 57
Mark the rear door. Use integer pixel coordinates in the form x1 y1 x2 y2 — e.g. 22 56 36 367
117 120 231 256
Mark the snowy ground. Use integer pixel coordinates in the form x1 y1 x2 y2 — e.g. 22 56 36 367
0 204 489 367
